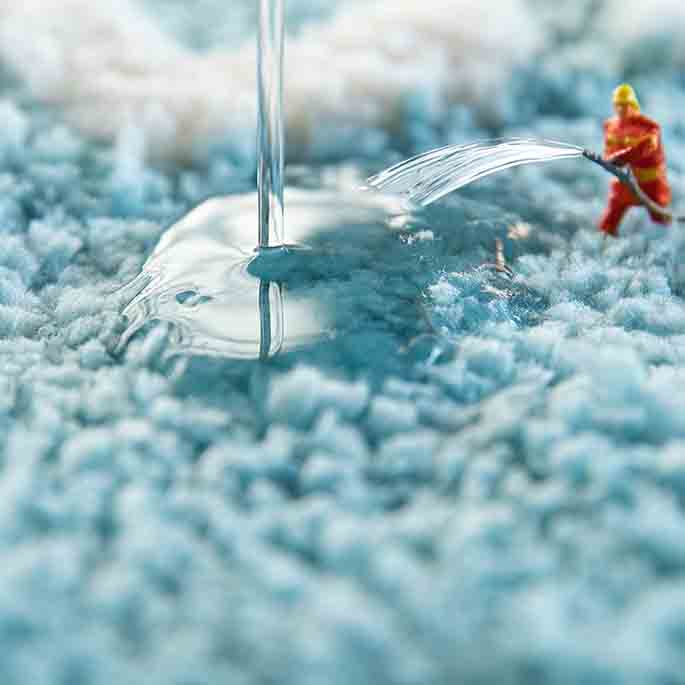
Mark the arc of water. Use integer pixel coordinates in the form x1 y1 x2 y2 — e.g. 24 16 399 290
257 0 285 247
366 139 584 207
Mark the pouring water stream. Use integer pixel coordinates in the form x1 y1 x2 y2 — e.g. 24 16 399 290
257 0 285 247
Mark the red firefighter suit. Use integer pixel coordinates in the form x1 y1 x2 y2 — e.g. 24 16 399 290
599 111 671 236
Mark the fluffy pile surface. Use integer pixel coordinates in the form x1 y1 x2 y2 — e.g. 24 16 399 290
1 1 685 683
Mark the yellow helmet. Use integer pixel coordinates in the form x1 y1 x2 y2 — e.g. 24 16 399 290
612 83 640 112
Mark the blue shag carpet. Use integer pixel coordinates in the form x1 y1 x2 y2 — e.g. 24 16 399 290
1 1 685 683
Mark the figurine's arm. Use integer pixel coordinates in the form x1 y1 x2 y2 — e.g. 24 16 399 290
606 129 659 166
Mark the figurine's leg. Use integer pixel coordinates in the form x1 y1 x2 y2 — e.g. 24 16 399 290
599 195 631 237
599 179 639 236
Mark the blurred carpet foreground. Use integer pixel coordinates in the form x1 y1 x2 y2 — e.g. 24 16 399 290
2 0 685 683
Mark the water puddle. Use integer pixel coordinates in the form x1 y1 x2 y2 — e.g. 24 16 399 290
117 189 421 361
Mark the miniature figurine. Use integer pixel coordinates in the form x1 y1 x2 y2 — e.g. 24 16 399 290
599 83 672 237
